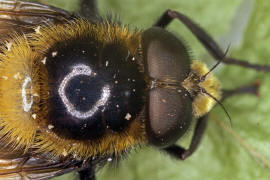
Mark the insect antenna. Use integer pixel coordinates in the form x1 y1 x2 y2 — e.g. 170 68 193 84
201 88 232 127
200 45 231 82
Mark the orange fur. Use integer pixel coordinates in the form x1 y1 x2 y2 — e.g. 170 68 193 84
0 36 47 150
0 19 146 159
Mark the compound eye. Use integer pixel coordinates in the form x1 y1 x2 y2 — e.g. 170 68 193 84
142 27 192 147
147 88 192 147
141 27 190 82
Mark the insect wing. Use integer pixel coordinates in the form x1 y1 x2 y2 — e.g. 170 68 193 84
0 1 80 179
0 154 78 179
0 144 82 180
0 0 72 39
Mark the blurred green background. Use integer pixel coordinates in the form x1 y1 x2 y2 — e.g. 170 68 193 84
31 0 270 179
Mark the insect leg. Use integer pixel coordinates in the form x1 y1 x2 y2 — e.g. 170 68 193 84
163 82 260 160
163 114 208 160
79 0 98 19
154 10 270 72
222 81 260 100
78 167 96 180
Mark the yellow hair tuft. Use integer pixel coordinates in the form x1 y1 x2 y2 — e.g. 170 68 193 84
183 60 221 117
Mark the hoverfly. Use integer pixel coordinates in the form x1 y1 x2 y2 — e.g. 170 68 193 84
0 0 269 180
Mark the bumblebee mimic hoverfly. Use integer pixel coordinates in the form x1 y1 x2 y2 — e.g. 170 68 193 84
0 0 268 180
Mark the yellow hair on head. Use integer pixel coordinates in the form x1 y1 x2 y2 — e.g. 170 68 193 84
183 60 221 117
